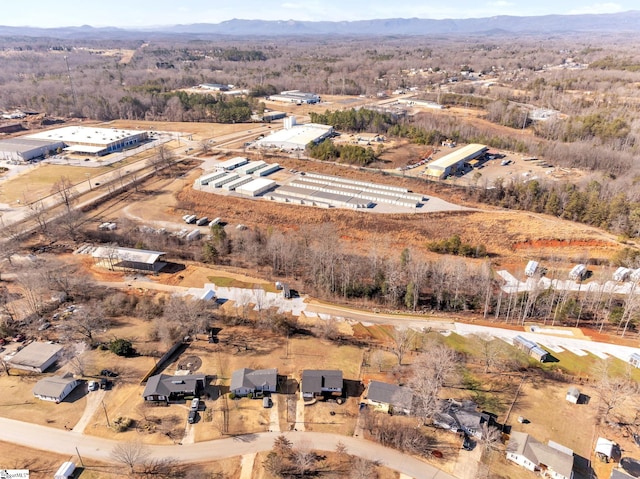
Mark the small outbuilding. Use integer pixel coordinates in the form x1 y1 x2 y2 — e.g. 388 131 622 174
525 260 540 277
569 264 587 281
8 341 63 373
513 335 549 362
630 352 640 368
33 374 80 403
92 246 166 273
54 461 76 479
596 437 618 463
566 387 580 404
613 267 632 282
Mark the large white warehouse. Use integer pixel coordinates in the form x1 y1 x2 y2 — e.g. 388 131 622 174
256 117 333 151
27 126 148 156
0 137 65 162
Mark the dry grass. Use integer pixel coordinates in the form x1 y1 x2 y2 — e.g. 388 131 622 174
0 373 86 429
303 397 358 434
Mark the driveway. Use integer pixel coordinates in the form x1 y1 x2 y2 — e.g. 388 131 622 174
72 388 106 433
0 417 456 479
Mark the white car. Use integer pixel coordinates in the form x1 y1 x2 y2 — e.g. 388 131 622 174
88 381 99 391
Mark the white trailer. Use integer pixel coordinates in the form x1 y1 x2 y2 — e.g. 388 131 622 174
525 260 539 277
209 217 221 226
613 267 631 282
186 229 201 241
196 217 209 226
54 461 76 479
184 215 197 224
569 264 587 280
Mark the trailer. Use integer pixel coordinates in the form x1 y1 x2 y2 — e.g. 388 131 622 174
613 267 631 282
524 260 539 277
209 217 221 226
184 215 197 224
186 229 201 241
196 217 209 226
569 264 587 280
54 461 76 479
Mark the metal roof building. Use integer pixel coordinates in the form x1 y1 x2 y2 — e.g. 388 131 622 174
217 157 249 171
425 144 488 179
235 178 276 197
27 126 148 156
8 341 64 373
255 123 333 151
92 246 166 272
0 137 65 162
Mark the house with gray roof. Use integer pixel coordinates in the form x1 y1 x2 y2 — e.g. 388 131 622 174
507 431 574 479
433 399 490 438
8 341 63 373
230 368 278 396
33 374 80 403
301 369 342 399
366 380 413 415
142 374 205 403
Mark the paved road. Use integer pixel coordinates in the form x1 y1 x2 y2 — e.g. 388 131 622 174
0 417 456 479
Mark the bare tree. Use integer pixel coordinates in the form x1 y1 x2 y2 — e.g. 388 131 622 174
51 176 78 212
470 334 508 374
350 457 378 479
391 328 415 365
593 359 638 423
409 344 458 423
60 302 107 344
370 349 386 372
293 440 316 477
162 296 212 339
26 199 50 234
110 440 149 474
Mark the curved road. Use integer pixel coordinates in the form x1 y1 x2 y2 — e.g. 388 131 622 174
0 417 455 479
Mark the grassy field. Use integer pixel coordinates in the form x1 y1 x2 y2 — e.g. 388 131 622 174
207 275 279 293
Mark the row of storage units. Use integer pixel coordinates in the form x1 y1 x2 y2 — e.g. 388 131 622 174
274 184 373 208
267 192 332 208
288 178 421 208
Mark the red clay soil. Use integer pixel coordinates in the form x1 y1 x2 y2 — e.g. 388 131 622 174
513 239 612 250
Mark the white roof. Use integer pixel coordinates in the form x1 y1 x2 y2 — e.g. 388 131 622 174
429 144 487 169
28 126 145 146
63 144 106 153
238 178 276 193
92 246 165 265
257 124 332 149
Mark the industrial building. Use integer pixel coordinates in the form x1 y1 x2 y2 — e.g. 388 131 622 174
198 83 230 91
251 110 287 122
256 117 333 151
0 137 65 162
425 144 488 179
268 90 320 104
27 126 148 156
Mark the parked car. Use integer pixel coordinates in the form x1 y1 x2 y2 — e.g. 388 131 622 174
101 369 118 377
38 322 51 331
263 397 272 408
13 333 25 342
100 378 109 390
188 410 197 424
88 381 99 392
190 398 200 411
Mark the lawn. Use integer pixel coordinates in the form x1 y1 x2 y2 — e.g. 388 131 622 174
207 275 278 293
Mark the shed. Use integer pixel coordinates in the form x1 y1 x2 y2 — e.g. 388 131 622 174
630 352 640 368
513 335 549 362
566 387 580 404
92 246 166 273
54 461 76 479
569 264 587 280
33 374 80 403
525 260 539 277
613 267 632 282
8 341 63 373
596 437 617 462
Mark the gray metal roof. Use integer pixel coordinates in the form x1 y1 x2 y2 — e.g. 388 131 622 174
32 375 78 398
301 370 342 393
508 431 574 479
230 368 277 392
367 380 413 411
142 374 205 398
0 137 64 153
9 342 63 370
92 246 165 265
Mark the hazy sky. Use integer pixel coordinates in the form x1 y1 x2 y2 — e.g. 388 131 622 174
3 1 637 27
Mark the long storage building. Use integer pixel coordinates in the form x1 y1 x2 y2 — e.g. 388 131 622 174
425 144 488 179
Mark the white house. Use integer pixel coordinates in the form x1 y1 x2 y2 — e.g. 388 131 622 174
507 431 574 479
33 374 80 403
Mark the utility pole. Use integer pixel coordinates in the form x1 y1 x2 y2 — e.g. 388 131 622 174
64 56 78 113
75 446 84 467
102 400 111 428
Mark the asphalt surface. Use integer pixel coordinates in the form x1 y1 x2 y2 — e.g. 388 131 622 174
0 417 456 479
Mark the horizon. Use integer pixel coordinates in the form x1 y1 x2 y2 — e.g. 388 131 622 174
2 1 638 29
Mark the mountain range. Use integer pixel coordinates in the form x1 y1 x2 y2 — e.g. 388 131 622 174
1 11 639 39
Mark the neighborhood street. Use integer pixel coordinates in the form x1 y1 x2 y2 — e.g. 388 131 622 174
0 417 456 479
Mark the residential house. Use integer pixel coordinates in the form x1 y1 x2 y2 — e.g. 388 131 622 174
366 380 414 415
142 374 206 403
301 370 342 399
433 399 490 438
507 431 574 479
230 368 278 396
33 374 80 403
611 469 634 479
